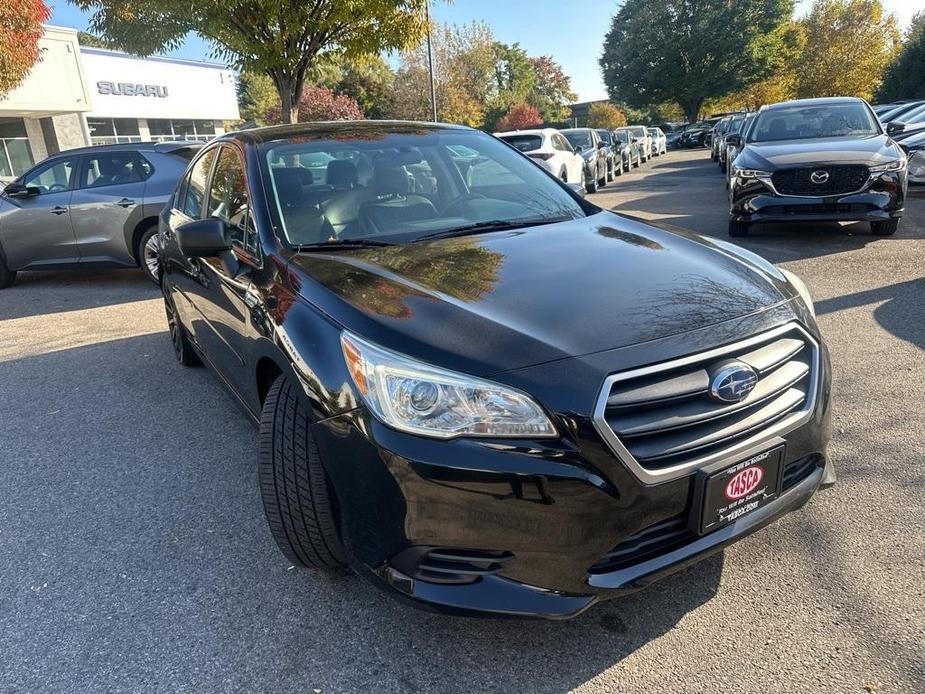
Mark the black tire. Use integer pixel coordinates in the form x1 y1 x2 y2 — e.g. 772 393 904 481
871 219 899 236
616 158 624 176
720 159 727 174
559 168 567 182
162 283 201 367
585 168 597 193
258 376 347 570
728 219 750 237
136 224 160 285
0 254 16 290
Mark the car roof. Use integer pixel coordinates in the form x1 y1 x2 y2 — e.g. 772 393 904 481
51 141 204 157
762 96 866 111
560 127 594 133
225 120 471 145
494 128 556 137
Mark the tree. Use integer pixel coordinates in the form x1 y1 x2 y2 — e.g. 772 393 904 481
264 85 363 124
0 0 50 98
587 102 626 129
385 21 495 126
600 0 794 123
77 31 112 48
795 0 899 101
876 11 925 102
495 103 543 131
237 71 279 125
528 56 576 123
70 0 427 124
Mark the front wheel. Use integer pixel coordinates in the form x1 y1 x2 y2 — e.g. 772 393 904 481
137 224 160 285
163 284 201 367
585 168 597 193
258 376 347 570
871 219 899 236
728 219 750 237
0 254 16 289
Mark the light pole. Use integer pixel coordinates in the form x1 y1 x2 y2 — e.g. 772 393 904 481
425 0 437 122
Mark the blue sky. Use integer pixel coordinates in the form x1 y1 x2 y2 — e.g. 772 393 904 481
49 0 924 102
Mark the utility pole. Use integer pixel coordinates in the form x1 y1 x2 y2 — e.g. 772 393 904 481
425 0 438 122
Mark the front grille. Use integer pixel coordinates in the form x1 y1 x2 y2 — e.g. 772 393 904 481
598 325 817 474
762 203 875 216
771 165 869 196
589 514 694 574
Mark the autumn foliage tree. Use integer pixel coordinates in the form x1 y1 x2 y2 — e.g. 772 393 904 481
495 103 543 131
0 0 50 98
587 102 627 129
264 85 363 124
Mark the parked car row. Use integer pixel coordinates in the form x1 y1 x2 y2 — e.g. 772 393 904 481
715 96 908 238
495 125 667 194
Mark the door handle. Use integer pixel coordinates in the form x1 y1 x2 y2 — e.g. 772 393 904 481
115 198 136 208
50 206 68 215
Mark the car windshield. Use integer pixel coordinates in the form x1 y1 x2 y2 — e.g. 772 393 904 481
562 131 592 149
596 130 613 144
749 102 880 142
499 134 543 152
630 127 646 137
261 127 589 246
614 130 630 143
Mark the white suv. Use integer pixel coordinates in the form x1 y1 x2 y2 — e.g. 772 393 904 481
495 128 584 184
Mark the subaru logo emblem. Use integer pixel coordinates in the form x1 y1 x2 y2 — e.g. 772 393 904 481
810 170 830 184
709 362 758 403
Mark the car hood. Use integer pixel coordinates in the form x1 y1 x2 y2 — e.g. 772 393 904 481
742 134 901 168
288 212 793 375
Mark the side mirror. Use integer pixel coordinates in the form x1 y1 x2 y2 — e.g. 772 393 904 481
4 183 39 199
597 141 606 149
726 134 743 149
886 121 905 135
176 218 240 276
566 181 586 198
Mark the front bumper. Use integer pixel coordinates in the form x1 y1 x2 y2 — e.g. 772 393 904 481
730 169 906 224
311 319 834 619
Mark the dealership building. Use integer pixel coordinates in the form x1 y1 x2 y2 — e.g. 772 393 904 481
0 26 240 179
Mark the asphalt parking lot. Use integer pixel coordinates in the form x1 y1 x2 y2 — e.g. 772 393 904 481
1 148 923 694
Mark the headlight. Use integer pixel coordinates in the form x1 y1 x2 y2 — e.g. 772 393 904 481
340 332 557 439
736 168 771 179
779 268 815 318
869 159 906 173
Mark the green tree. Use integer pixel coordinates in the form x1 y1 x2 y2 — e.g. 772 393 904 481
70 0 428 124
528 56 576 123
587 102 626 129
876 11 925 102
312 53 394 119
237 71 279 125
795 0 899 101
77 31 112 48
1 0 50 98
600 0 794 123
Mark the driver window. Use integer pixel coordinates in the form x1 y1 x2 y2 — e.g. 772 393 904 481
207 147 256 255
22 158 76 195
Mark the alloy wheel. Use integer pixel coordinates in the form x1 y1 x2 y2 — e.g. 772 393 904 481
143 235 160 282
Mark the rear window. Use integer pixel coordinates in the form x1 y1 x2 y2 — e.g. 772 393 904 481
500 135 543 152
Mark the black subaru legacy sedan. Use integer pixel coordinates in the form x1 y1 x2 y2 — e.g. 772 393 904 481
727 97 907 237
157 121 833 619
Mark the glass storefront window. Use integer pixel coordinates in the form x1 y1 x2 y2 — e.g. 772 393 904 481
147 118 218 143
88 117 143 145
0 118 34 178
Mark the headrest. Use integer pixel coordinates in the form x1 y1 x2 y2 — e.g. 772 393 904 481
326 159 358 188
272 168 304 207
375 166 409 195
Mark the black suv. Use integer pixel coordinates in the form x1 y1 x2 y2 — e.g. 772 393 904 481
728 97 907 237
158 121 833 619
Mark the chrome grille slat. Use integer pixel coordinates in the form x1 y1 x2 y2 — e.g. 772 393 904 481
592 323 820 483
611 360 810 438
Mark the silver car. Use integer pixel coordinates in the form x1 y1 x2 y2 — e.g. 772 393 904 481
0 141 201 289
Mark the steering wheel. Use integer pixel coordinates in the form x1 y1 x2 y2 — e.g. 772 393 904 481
441 192 487 217
46 184 68 194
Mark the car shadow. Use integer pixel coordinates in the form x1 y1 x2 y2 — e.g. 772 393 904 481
0 268 158 321
0 332 724 692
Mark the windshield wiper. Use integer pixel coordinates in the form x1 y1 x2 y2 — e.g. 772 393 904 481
295 238 394 251
412 216 572 243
